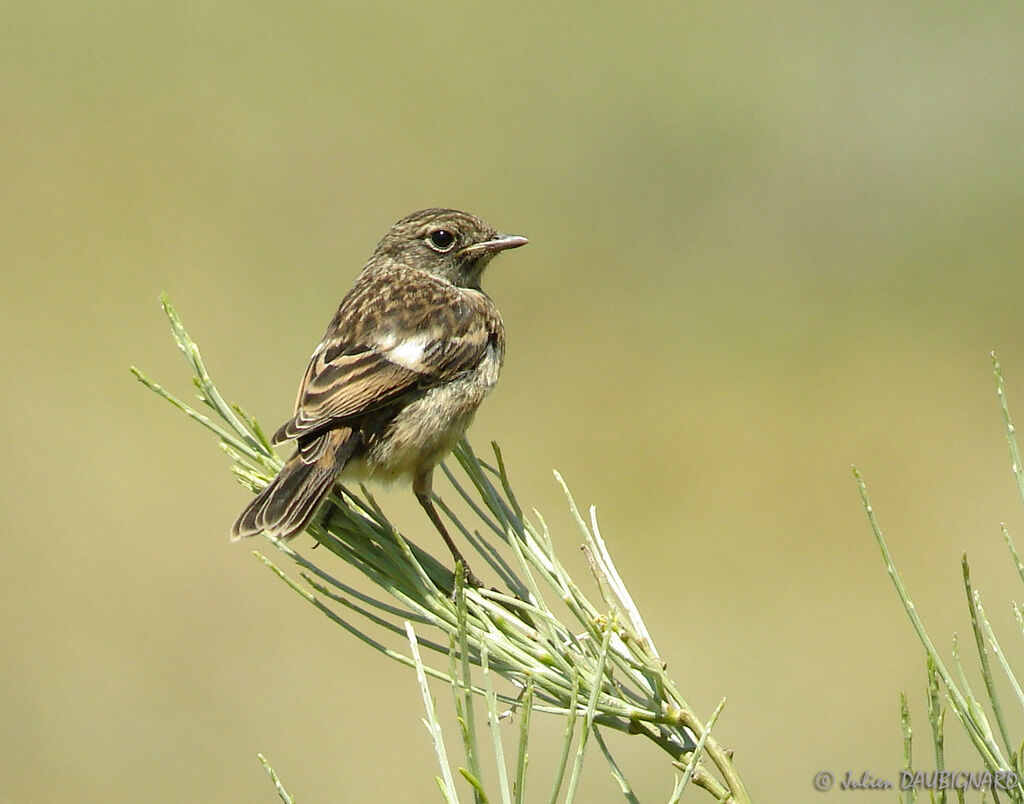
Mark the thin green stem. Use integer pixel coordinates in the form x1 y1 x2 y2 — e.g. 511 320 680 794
963 556 1014 758
854 467 1012 775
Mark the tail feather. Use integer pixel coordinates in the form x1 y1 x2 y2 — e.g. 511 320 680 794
231 427 359 540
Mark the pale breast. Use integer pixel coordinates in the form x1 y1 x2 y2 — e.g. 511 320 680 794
352 337 504 482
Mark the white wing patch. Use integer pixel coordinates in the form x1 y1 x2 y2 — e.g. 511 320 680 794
382 333 432 370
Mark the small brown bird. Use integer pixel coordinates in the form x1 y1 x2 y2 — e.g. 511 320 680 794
232 208 527 586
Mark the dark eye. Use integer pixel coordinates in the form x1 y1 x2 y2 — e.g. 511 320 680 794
427 229 456 252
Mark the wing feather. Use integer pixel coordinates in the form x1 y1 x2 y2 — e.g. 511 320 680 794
273 270 500 443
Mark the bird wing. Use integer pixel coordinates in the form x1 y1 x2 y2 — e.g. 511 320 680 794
273 275 498 443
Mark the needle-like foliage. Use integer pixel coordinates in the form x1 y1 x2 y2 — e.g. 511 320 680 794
133 295 750 803
855 354 1024 803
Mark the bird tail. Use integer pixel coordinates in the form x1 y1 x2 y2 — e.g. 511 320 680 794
231 427 359 540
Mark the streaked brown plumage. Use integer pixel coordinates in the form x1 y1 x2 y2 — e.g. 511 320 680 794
232 208 527 585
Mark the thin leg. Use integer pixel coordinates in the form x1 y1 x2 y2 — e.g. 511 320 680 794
414 470 483 588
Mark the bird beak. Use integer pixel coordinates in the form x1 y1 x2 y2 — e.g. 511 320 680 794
460 233 529 257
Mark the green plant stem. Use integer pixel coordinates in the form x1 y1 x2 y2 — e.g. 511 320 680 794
855 466 1012 777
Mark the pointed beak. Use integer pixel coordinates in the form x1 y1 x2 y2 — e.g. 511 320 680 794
461 233 529 257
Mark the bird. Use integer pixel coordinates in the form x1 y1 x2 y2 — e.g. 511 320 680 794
231 208 527 587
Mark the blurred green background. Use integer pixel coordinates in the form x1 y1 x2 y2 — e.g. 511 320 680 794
4 1 1024 800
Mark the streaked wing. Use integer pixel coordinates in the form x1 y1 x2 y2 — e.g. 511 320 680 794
273 275 498 443
273 346 420 442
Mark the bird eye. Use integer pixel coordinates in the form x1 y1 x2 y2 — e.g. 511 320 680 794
427 229 456 252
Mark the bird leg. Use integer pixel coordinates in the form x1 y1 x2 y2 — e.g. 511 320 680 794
413 470 483 589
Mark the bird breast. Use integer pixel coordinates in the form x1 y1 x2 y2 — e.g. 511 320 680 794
347 338 503 483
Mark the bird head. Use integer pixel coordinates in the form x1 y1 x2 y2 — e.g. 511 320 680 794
374 208 528 288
